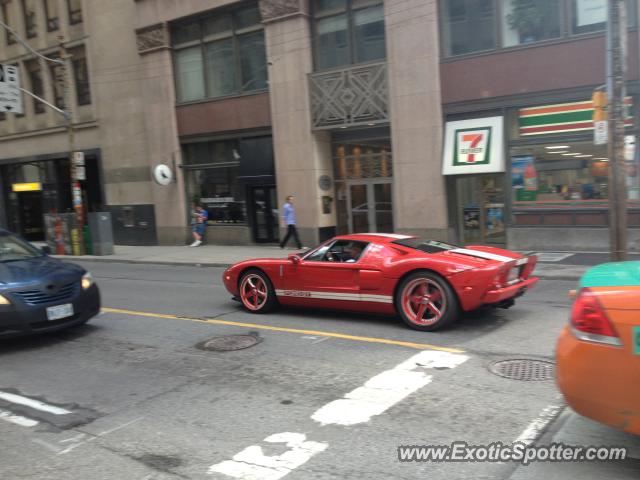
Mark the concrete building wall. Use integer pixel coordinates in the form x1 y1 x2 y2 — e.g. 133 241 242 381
85 0 153 208
262 3 336 246
385 0 448 240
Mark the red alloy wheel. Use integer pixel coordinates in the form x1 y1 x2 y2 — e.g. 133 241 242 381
401 277 447 326
240 273 269 311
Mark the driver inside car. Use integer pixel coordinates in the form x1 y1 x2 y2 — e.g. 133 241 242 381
344 243 363 263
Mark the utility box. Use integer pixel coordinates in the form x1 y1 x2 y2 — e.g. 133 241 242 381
88 212 114 255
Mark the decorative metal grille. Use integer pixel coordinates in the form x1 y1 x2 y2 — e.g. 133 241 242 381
310 62 389 129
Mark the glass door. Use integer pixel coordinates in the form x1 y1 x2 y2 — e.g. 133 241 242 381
457 174 505 245
347 181 393 233
251 186 278 243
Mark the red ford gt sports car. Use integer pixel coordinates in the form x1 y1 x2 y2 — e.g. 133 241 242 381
222 234 538 331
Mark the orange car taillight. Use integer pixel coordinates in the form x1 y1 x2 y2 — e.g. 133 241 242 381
570 288 622 346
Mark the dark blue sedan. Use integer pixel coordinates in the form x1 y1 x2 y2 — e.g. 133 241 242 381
0 229 100 337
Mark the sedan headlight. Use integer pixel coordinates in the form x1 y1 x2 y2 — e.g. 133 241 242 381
81 272 93 290
0 294 11 305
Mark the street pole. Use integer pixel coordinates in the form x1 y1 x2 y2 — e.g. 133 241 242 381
607 0 628 261
58 36 84 255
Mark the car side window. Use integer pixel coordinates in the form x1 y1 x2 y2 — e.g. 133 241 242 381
324 240 368 263
304 242 334 262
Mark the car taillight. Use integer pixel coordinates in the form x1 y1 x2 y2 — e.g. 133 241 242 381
570 288 622 346
520 255 537 279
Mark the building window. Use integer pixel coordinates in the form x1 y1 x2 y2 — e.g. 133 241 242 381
66 0 81 25
171 3 267 103
26 60 45 114
442 0 497 56
312 0 385 71
44 0 58 31
71 47 91 105
49 56 65 109
2 0 17 45
21 0 36 38
570 0 636 34
442 0 638 57
183 140 247 224
502 0 561 47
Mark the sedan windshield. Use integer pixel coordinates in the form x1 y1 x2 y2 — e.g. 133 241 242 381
0 232 43 262
392 238 459 254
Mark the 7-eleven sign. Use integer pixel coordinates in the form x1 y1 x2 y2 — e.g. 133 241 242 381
443 116 504 175
454 128 491 165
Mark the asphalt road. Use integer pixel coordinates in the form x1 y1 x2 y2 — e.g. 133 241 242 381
0 261 638 480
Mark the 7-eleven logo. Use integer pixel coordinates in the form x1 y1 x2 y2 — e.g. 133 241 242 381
455 128 490 165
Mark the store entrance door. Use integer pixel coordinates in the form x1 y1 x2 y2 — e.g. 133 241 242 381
456 174 505 246
18 191 44 241
347 181 393 233
251 186 278 243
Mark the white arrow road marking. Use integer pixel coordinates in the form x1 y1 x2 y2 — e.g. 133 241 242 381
312 350 469 426
208 432 328 480
0 409 39 427
208 350 469 479
0 391 73 415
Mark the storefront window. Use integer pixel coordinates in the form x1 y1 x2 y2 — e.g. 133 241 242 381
183 139 246 224
502 0 561 47
511 142 613 206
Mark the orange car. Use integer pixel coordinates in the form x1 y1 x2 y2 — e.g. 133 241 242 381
556 262 640 435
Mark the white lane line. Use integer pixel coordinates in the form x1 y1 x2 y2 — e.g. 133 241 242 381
515 404 563 446
209 432 328 480
58 416 144 455
208 350 469 479
0 391 72 415
0 409 39 427
312 350 469 426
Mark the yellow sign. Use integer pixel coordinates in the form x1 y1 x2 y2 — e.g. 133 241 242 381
12 182 42 192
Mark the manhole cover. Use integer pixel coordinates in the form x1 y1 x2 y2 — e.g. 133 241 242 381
489 359 555 381
197 335 261 352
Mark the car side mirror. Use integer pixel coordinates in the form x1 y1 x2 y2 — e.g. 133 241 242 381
288 254 300 264
41 245 52 255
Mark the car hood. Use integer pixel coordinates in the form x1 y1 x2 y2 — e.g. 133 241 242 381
0 257 84 287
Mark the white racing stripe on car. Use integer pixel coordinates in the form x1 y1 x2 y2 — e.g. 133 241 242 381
449 248 514 263
360 233 412 239
274 289 393 304
0 391 73 415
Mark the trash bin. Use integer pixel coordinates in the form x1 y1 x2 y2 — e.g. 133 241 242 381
87 212 114 255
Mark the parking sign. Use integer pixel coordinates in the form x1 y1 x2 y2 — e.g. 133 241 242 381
0 64 23 114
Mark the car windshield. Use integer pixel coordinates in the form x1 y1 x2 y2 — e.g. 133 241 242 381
0 232 43 262
392 238 459 254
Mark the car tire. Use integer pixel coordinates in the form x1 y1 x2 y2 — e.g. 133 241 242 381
395 271 460 331
238 269 277 314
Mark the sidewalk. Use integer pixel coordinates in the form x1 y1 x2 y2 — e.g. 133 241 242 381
50 243 632 280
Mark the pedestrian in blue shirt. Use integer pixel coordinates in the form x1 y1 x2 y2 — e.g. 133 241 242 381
280 195 302 249
190 203 208 247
